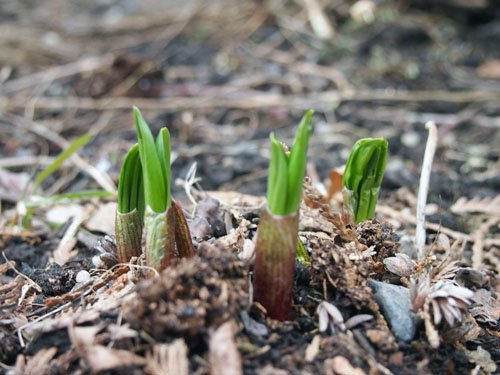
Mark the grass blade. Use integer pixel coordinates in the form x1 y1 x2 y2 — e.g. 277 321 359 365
34 134 92 193
25 190 113 208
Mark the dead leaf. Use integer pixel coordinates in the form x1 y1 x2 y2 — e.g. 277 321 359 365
450 196 500 216
218 217 251 254
204 190 264 208
146 340 190 375
0 275 24 308
209 321 243 375
45 204 85 224
70 325 101 347
470 289 500 327
84 345 146 372
86 202 116 235
15 347 57 375
477 60 500 80
0 168 29 202
23 310 99 340
383 253 415 277
107 324 139 341
325 356 366 375
327 169 343 201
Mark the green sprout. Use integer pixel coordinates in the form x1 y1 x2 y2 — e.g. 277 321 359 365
342 138 388 224
253 110 313 321
116 144 144 263
115 107 194 273
133 107 171 213
133 107 175 271
117 144 144 216
267 109 314 216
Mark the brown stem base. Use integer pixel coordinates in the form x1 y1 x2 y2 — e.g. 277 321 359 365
253 208 298 321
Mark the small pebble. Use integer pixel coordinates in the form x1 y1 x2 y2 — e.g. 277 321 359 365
401 131 420 148
368 280 417 342
76 270 91 283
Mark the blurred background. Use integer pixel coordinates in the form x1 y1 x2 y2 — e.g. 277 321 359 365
0 0 499 228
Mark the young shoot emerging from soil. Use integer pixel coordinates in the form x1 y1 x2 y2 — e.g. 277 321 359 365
116 144 144 263
116 107 194 273
253 109 313 321
342 138 388 224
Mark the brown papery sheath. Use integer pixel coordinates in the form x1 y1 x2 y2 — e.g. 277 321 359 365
144 206 175 274
115 209 142 263
172 200 196 259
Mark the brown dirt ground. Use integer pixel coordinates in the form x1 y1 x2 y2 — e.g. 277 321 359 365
0 0 499 374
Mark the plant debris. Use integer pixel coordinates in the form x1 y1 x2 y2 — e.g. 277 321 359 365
1 0 499 373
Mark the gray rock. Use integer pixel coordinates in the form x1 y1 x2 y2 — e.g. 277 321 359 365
368 280 417 342
240 311 268 337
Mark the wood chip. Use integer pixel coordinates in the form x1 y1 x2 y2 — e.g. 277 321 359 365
325 356 366 375
305 335 321 362
209 321 243 375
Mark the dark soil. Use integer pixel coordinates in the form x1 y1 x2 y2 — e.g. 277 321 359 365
0 0 499 374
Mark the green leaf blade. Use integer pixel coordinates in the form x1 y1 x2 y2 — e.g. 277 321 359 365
34 134 92 193
155 127 172 208
268 134 289 215
118 144 141 213
286 109 313 214
133 106 166 213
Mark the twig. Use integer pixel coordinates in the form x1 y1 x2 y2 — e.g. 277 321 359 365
1 89 499 112
52 213 84 266
17 302 72 347
378 204 471 242
1 252 42 293
416 121 438 260
0 54 115 94
302 0 335 40
0 155 56 168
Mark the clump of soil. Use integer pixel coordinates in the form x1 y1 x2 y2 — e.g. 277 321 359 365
356 219 400 261
123 241 249 341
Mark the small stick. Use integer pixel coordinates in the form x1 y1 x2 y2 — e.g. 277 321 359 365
1 89 499 112
1 54 114 94
1 252 42 293
0 155 56 168
416 121 438 260
302 0 335 40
